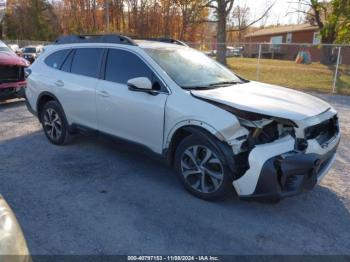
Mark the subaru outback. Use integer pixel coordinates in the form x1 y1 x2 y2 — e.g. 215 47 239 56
25 35 340 201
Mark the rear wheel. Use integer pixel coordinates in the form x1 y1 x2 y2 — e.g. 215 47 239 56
40 100 70 145
174 134 233 200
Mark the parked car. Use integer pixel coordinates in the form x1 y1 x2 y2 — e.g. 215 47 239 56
22 45 43 63
226 46 243 57
206 47 242 57
25 34 340 201
0 41 29 102
0 195 30 258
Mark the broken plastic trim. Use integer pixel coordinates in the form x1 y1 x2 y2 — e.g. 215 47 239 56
194 97 298 127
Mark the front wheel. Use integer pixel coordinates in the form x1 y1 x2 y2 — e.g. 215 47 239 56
40 100 70 145
174 134 233 200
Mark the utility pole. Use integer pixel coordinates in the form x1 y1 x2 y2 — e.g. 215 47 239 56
105 0 110 32
297 0 302 24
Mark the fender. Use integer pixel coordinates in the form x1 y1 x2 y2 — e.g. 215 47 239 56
165 121 237 177
164 119 226 150
36 91 63 113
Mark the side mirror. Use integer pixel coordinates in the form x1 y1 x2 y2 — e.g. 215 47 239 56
127 77 158 95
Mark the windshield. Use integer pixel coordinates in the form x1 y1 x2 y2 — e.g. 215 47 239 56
0 46 12 53
23 47 36 53
0 41 12 53
144 47 242 89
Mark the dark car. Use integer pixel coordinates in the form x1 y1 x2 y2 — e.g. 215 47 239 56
22 45 43 63
0 41 29 102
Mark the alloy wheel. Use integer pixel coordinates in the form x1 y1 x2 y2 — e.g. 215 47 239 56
43 108 62 141
181 145 224 193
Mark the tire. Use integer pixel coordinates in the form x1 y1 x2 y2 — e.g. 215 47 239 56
40 100 71 145
174 134 233 200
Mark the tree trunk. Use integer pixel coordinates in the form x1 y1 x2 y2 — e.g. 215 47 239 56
216 0 227 65
321 29 337 65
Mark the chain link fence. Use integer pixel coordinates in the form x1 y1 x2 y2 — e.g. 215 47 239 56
188 42 350 95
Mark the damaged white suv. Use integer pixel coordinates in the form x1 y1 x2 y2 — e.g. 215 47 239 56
25 35 340 201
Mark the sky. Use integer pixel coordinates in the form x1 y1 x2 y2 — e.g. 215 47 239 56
237 0 308 26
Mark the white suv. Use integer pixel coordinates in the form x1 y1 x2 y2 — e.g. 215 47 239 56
25 35 340 201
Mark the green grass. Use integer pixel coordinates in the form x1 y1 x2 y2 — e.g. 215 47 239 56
227 57 350 95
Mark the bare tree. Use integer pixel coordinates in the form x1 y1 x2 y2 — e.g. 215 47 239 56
228 4 250 42
205 0 274 65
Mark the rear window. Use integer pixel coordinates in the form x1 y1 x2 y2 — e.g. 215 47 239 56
70 48 104 78
23 47 36 53
44 49 70 69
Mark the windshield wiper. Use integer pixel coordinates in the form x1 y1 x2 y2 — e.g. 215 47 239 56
209 81 240 87
182 85 217 90
182 80 241 90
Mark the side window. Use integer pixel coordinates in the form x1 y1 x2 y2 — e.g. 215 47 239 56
105 49 154 85
61 50 74 72
44 49 70 69
70 48 104 78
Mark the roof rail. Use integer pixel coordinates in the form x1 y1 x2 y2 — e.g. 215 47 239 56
54 34 137 46
135 37 189 47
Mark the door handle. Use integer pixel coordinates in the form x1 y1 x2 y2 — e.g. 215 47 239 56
97 90 110 97
54 80 64 87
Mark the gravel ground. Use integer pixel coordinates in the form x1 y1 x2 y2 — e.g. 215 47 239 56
0 94 349 255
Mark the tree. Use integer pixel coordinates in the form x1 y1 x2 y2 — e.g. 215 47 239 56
177 0 208 40
204 0 234 65
292 0 350 63
4 0 60 40
205 0 274 65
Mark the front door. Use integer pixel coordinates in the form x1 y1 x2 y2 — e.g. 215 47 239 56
96 48 168 153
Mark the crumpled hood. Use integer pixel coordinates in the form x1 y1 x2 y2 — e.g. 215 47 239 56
191 81 331 121
0 51 29 67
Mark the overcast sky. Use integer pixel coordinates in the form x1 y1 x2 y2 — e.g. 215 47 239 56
237 0 308 26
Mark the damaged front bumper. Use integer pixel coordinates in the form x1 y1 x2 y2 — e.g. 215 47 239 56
232 131 340 202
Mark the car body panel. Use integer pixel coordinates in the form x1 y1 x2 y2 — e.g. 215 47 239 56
55 71 99 129
0 51 28 68
96 79 168 153
191 81 331 121
233 135 295 196
0 195 29 256
163 89 246 150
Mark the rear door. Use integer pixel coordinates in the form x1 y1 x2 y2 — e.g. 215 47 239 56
96 48 168 153
55 47 104 129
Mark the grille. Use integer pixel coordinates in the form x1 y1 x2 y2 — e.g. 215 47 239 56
0 66 23 83
305 116 339 145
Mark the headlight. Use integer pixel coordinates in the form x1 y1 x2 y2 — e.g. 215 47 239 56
238 116 295 147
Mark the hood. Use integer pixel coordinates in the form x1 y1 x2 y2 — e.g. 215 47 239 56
0 51 29 67
191 81 331 121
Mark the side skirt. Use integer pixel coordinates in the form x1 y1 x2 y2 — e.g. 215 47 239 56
69 123 167 163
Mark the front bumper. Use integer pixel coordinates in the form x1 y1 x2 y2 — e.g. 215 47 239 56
0 82 26 101
233 130 340 202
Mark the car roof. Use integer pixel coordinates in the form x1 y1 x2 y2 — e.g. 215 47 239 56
41 40 188 57
134 40 187 50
